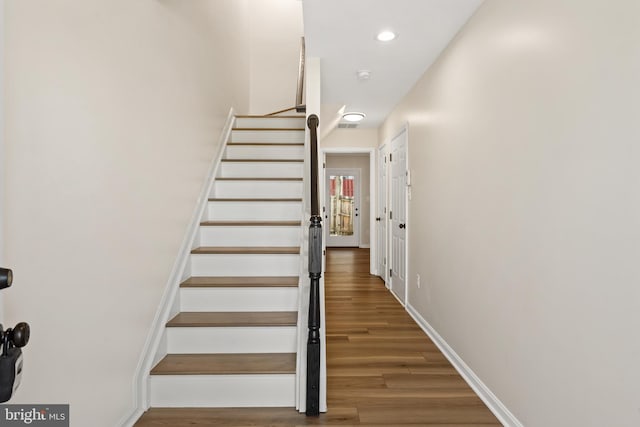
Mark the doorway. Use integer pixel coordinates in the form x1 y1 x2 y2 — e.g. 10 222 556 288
322 149 376 273
325 169 360 247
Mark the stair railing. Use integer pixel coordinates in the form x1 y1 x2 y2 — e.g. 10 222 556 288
296 37 306 113
305 113 321 416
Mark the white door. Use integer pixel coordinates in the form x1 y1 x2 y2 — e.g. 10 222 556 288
377 146 387 282
326 168 360 247
390 129 408 304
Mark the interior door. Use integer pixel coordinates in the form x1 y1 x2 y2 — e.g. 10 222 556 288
377 146 387 282
326 169 360 247
390 129 408 304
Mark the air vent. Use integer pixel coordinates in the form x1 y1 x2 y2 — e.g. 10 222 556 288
338 123 359 129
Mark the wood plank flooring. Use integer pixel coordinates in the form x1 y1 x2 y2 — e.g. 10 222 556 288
135 248 500 426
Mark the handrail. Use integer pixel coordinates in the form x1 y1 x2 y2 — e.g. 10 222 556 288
296 37 306 113
306 114 321 416
265 106 299 117
309 115 320 216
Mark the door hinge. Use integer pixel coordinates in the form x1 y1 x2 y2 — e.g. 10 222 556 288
390 211 392 220
384 156 387 163
390 268 393 277
390 154 393 162
323 162 326 168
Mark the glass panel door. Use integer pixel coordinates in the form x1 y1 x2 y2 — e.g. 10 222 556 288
326 169 360 247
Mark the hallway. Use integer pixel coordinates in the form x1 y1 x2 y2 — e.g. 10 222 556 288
324 248 499 425
136 248 500 426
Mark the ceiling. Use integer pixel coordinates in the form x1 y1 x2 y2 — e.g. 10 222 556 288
303 0 484 128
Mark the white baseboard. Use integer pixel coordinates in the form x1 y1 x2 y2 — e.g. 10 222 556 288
117 407 144 427
359 244 370 249
405 303 523 427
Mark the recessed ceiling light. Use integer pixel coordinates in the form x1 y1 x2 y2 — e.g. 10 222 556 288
376 30 397 42
343 112 366 123
356 70 371 81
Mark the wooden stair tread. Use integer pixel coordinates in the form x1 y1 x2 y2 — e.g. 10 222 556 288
227 142 304 146
191 246 300 255
181 276 299 288
135 407 355 425
221 159 303 163
151 353 296 375
200 220 301 227
216 177 302 181
167 312 297 327
208 198 302 202
232 128 303 131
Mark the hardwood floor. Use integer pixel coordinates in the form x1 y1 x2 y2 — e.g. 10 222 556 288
135 248 500 426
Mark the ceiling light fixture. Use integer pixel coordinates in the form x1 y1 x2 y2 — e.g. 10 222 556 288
356 70 371 81
376 30 397 42
342 112 366 123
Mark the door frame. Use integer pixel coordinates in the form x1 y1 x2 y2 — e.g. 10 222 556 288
386 125 410 306
376 144 388 285
325 168 361 247
321 148 376 275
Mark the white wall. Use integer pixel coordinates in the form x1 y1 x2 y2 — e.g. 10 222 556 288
3 0 249 425
0 0 4 322
248 0 304 115
380 1 640 426
322 128 378 149
325 154 370 247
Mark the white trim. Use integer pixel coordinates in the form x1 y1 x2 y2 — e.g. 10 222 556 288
403 125 410 306
388 286 405 307
406 303 523 427
118 408 144 427
359 244 370 249
376 144 388 283
119 108 235 427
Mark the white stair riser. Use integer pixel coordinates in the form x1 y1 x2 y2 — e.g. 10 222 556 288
235 117 305 129
224 145 304 160
190 253 299 277
212 181 303 198
199 226 300 247
218 162 304 178
180 287 299 311
166 327 297 353
149 374 295 407
230 130 304 144
207 201 302 221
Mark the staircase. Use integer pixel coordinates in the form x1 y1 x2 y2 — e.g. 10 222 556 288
147 115 306 409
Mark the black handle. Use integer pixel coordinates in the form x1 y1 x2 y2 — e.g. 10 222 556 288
375 217 381 221
399 223 406 229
